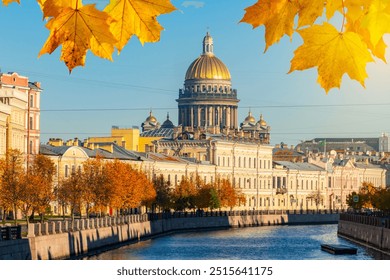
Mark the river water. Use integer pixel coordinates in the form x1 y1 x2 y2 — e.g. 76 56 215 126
86 224 388 260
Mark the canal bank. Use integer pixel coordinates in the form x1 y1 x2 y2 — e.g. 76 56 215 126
0 210 339 260
337 213 390 255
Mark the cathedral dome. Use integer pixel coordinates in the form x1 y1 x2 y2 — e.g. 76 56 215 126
244 111 256 123
145 111 157 123
185 32 231 81
161 113 175 128
257 114 267 126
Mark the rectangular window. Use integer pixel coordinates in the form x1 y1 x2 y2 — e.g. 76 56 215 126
65 165 69 178
29 116 33 130
30 95 34 107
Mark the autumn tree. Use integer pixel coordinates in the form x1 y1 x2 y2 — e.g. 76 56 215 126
372 188 390 213
306 190 323 211
0 149 25 223
359 181 379 209
81 156 110 216
104 159 128 215
172 176 197 211
20 154 56 223
218 178 245 210
346 191 367 210
57 169 84 221
152 174 173 212
105 160 155 215
138 169 156 211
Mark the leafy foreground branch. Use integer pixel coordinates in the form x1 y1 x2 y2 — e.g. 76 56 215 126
3 0 390 92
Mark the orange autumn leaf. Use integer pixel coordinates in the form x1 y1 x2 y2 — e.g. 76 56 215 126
297 0 324 28
240 0 299 51
289 23 374 93
361 0 390 47
346 16 387 62
2 0 19 5
39 0 117 72
104 0 176 53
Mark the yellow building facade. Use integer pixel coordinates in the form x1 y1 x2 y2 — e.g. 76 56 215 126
0 72 42 157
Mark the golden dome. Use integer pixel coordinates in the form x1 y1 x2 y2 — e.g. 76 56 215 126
185 55 231 80
258 114 267 126
185 32 231 80
244 111 256 123
145 111 157 123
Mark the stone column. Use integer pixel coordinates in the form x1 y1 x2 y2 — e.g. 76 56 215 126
27 223 35 237
209 106 213 126
197 106 201 127
50 221 56 234
190 106 194 128
234 107 238 129
74 220 80 231
63 220 69 232
226 106 231 128
42 223 49 235
57 221 62 233
204 106 208 126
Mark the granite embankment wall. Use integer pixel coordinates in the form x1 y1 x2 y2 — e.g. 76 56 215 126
0 210 339 260
338 213 390 253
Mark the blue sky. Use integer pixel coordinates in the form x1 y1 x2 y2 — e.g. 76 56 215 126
1 0 390 146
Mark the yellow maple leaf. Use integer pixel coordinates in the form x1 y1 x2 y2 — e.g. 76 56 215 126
104 0 176 52
2 0 19 5
297 0 324 28
240 0 281 29
346 16 387 62
344 0 373 22
240 0 299 51
40 0 73 18
361 0 390 47
289 23 374 92
39 0 117 72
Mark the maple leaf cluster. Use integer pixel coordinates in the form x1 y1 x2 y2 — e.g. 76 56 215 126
3 0 390 92
3 0 176 72
241 0 390 92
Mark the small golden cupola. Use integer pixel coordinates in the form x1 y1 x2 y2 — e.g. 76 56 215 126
141 110 160 132
244 110 256 124
258 114 267 126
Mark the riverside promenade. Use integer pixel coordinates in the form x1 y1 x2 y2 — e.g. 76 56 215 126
0 210 339 260
338 213 390 254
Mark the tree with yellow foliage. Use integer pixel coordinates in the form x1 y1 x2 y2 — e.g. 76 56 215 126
0 149 25 223
57 169 84 221
217 178 246 210
152 174 172 212
172 176 197 211
20 154 56 223
81 156 110 216
105 160 156 215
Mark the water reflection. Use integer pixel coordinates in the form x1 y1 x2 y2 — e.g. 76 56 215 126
86 224 388 260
